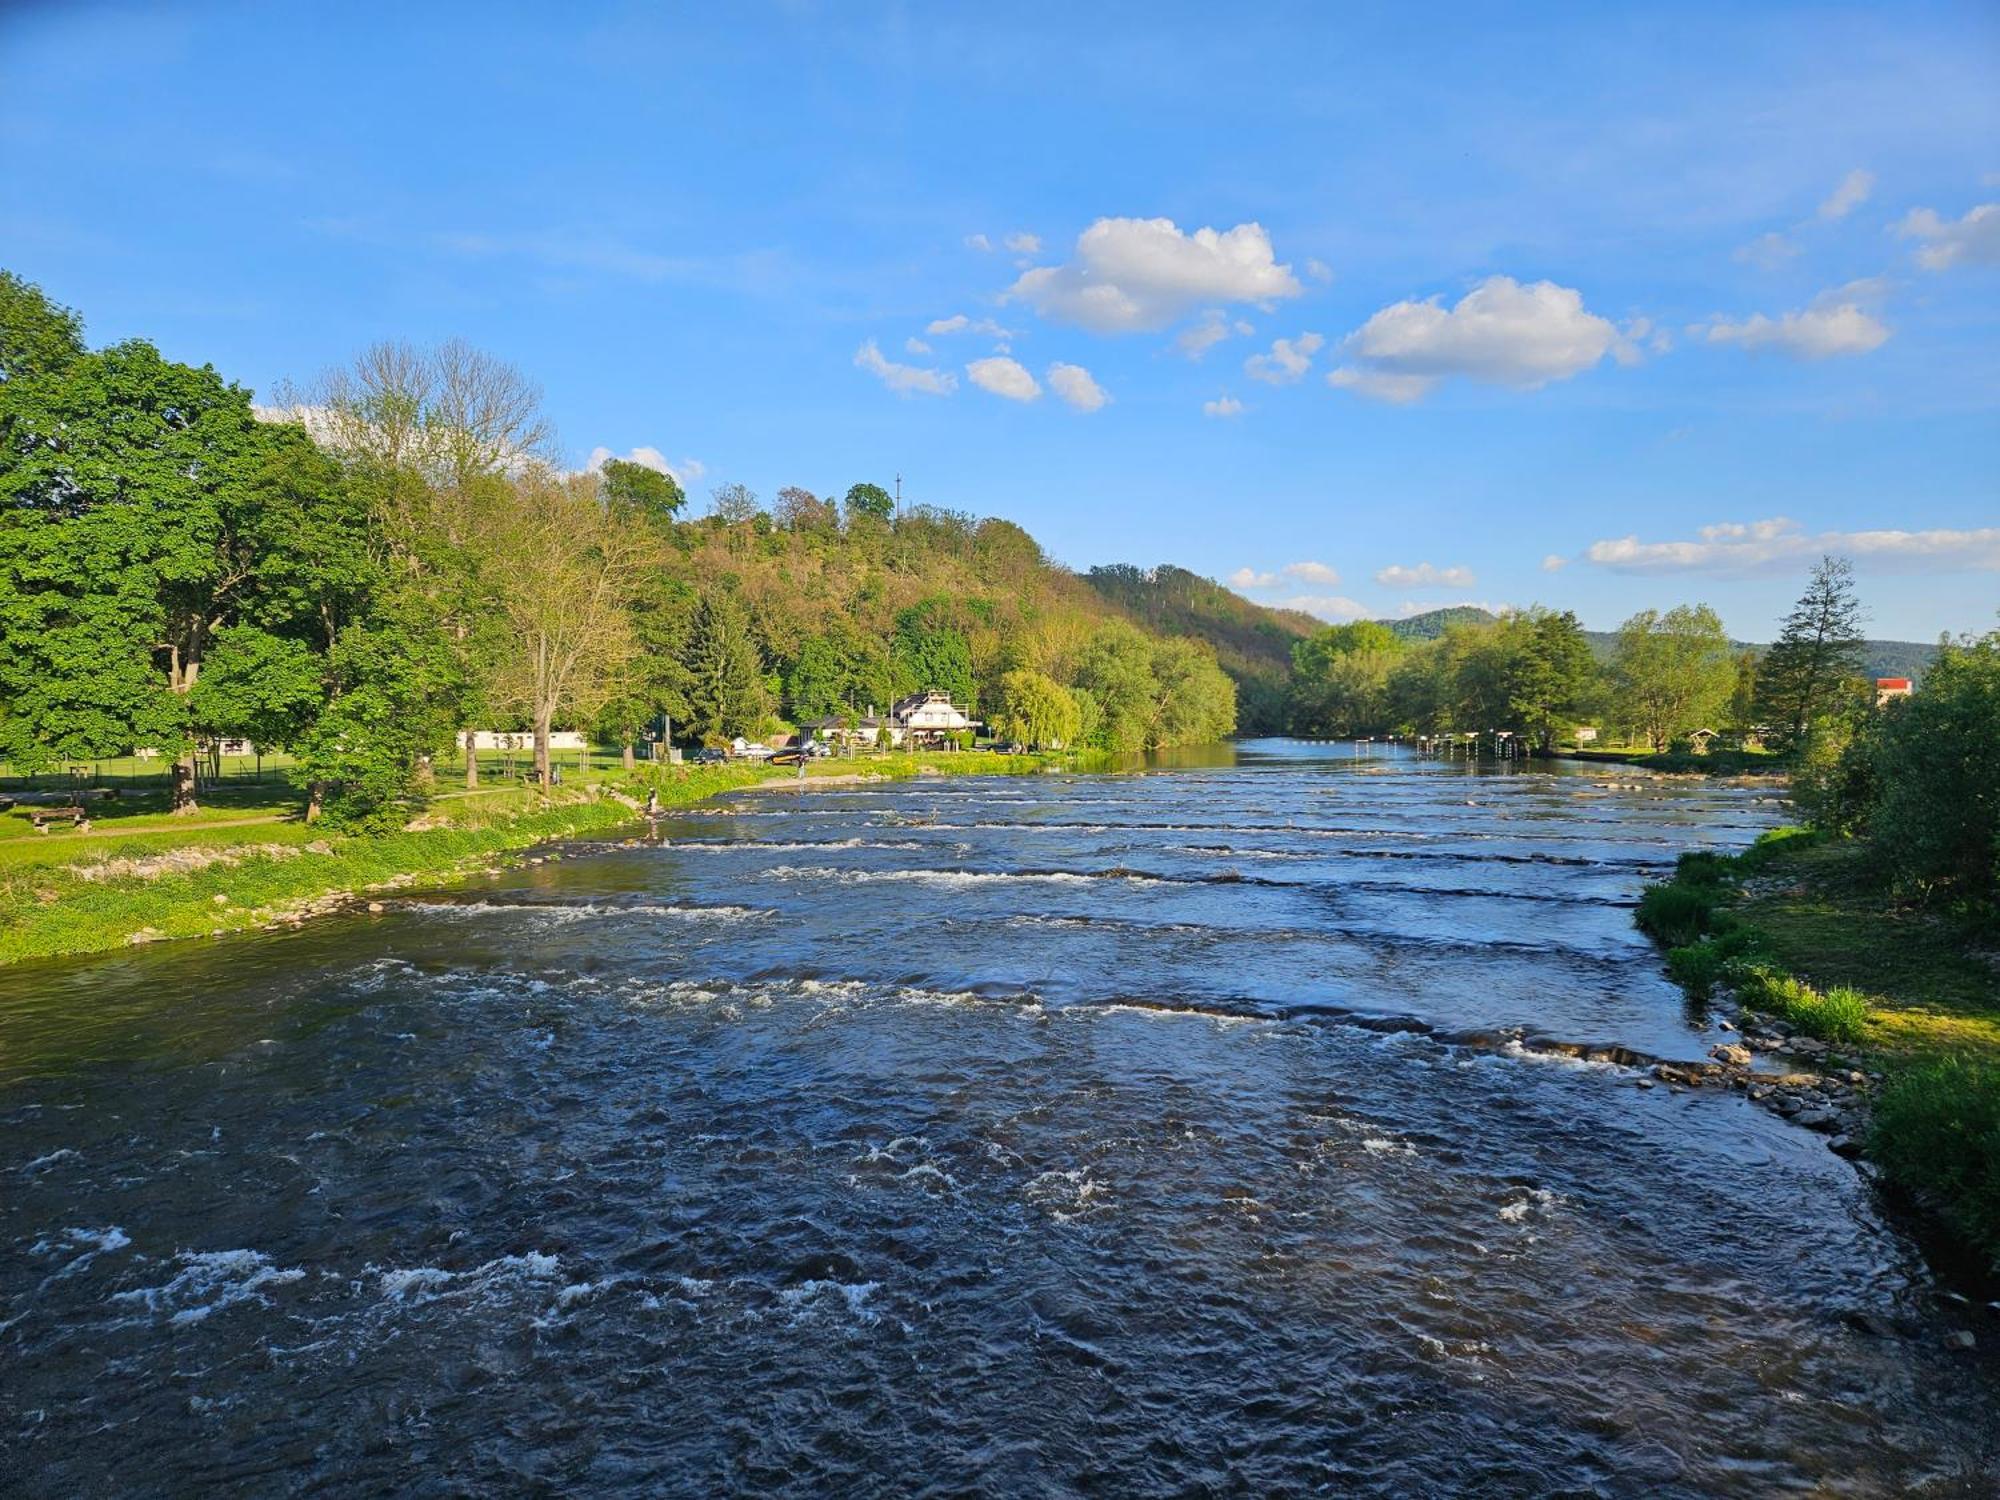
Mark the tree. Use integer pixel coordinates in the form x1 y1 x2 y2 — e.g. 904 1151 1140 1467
709 481 759 523
0 271 85 383
1505 609 1596 751
487 471 657 785
1866 628 2000 908
1755 555 1866 749
774 485 836 531
601 457 684 522
994 669 1081 748
683 588 766 743
844 481 894 523
892 597 975 706
1612 604 1734 750
0 337 285 810
1290 621 1404 735
787 624 893 721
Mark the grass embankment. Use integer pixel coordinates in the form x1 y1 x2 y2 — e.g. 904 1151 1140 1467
1 749 1087 967
1639 829 2000 1268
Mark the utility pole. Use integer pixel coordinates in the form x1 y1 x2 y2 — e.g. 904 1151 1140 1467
894 472 902 522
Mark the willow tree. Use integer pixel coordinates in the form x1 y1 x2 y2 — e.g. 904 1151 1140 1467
488 471 658 786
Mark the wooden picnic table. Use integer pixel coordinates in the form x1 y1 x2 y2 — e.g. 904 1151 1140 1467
17 804 90 832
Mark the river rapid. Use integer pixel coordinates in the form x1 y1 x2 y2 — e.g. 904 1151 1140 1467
2 741 1994 1495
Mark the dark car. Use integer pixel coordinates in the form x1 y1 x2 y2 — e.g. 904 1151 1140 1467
691 747 728 765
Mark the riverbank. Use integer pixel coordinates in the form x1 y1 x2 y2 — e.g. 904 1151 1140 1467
0 750 1087 967
1555 746 1789 776
1639 828 2000 1274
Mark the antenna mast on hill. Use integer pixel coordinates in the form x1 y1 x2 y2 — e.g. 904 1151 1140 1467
895 472 902 521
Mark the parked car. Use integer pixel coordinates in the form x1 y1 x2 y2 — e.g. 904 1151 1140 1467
805 740 835 758
738 743 776 760
692 747 728 765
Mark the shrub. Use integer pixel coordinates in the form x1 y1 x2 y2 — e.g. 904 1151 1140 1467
1636 881 1719 947
1871 1056 2000 1270
1666 941 1726 998
1729 963 1869 1044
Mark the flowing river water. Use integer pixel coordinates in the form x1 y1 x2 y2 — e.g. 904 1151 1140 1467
2 741 1995 1495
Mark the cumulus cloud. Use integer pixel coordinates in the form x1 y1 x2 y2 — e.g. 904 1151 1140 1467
927 313 1012 338
1583 517 2000 575
1227 567 1277 589
1734 231 1799 270
1324 367 1435 404
1276 594 1371 622
1203 395 1245 418
1818 168 1875 221
1046 362 1109 412
1244 332 1324 384
854 339 957 397
1005 216 1302 333
1176 308 1254 360
1896 202 2000 270
1283 560 1341 586
1699 281 1890 359
1326 276 1626 401
1541 553 1568 572
1374 561 1475 589
1306 258 1334 284
583 445 705 484
964 233 994 252
904 337 932 355
1003 231 1042 255
966 355 1041 401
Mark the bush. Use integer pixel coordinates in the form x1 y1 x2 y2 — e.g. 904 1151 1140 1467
1666 941 1727 998
1729 962 1869 1043
1871 1055 2000 1269
1636 880 1719 947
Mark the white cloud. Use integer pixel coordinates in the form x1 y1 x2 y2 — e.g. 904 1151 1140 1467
1583 517 2000 575
1734 231 1799 270
1244 331 1324 385
1306 258 1334 284
1699 281 1890 359
1275 594 1371 622
1203 395 1245 419
1818 168 1875 221
1176 308 1251 359
1005 216 1302 333
964 233 994 252
1324 367 1435 404
904 337 932 355
1283 560 1341 586
1046 362 1109 412
1003 231 1042 255
1896 202 2000 270
1374 561 1475 589
966 355 1041 401
582 446 704 484
1540 553 1568 572
854 339 957 397
1227 567 1277 589
927 313 1012 338
1327 276 1626 400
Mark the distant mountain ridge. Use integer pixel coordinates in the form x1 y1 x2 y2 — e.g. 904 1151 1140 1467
1384 607 1941 683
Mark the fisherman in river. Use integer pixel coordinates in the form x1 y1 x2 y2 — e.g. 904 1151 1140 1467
645 788 660 817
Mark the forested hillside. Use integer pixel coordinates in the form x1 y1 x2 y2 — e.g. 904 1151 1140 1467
1083 564 1319 731
0 272 1237 827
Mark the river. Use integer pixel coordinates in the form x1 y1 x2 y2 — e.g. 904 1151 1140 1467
2 741 1994 1495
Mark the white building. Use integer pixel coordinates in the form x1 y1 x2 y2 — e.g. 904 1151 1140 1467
457 729 589 751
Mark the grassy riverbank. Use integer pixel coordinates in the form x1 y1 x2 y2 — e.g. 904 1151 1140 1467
1559 746 1787 776
1640 829 2000 1268
0 749 1088 967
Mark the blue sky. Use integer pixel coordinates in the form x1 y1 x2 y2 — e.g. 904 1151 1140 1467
4 1 1996 641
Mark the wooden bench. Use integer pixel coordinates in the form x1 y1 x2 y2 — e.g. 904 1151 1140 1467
22 805 89 833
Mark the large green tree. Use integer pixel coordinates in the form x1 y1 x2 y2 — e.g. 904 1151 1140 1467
1755 554 1866 749
0 271 85 383
0 332 287 809
683 588 767 743
1612 604 1734 750
1505 608 1597 751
